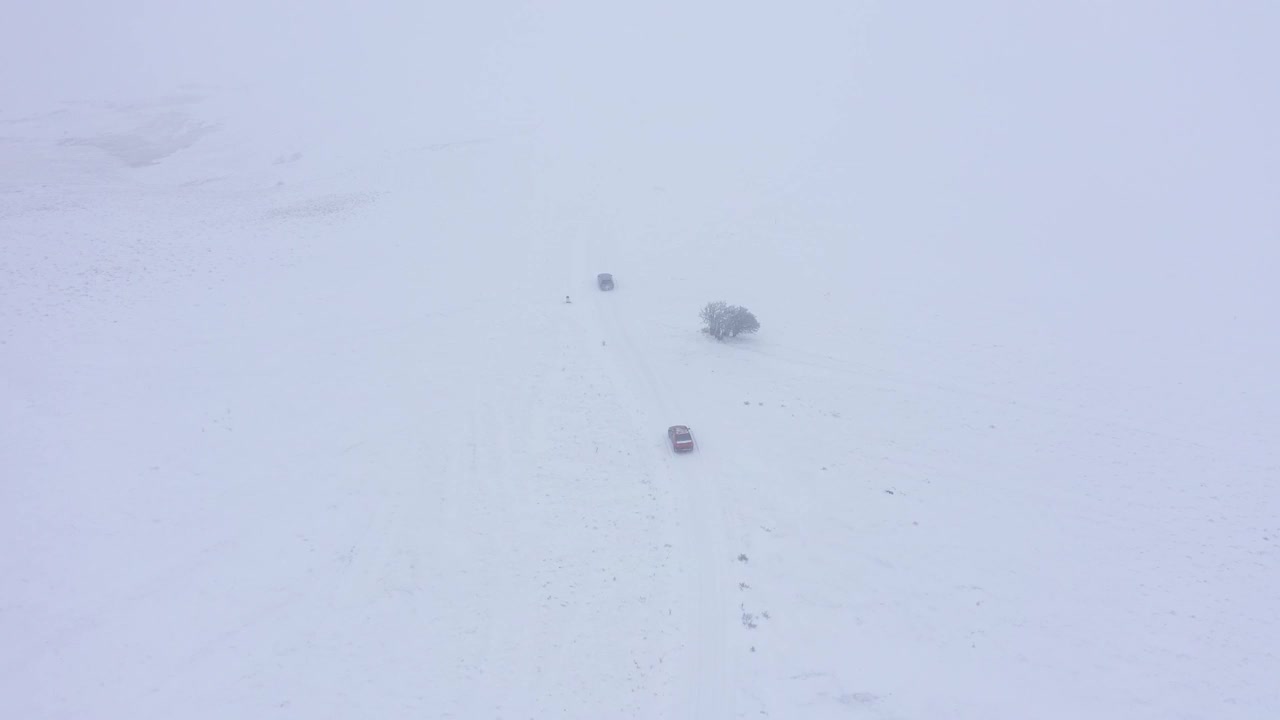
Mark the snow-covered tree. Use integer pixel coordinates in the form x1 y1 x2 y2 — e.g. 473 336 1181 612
725 305 760 337
700 301 759 340
700 301 728 339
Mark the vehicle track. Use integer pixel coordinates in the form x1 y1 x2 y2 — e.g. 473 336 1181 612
585 261 736 717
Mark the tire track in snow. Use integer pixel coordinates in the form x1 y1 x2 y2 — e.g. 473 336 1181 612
585 269 735 716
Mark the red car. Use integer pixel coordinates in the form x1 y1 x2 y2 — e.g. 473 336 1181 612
667 425 695 452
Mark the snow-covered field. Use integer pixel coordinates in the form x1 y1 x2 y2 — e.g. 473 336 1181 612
3 3 1278 718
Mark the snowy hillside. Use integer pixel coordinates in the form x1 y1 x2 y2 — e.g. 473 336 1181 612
3 3 1278 719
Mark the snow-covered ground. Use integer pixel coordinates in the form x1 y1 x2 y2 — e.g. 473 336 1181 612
3 3 1278 718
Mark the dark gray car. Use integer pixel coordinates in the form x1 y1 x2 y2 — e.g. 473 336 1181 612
597 273 614 290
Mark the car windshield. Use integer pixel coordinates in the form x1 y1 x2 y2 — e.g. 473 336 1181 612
675 433 691 441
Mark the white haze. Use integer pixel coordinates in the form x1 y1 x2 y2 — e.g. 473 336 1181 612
3 2 1278 718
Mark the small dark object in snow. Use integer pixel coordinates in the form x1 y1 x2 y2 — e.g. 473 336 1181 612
668 425 695 452
884 489 895 495
564 295 572 303
737 553 749 563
